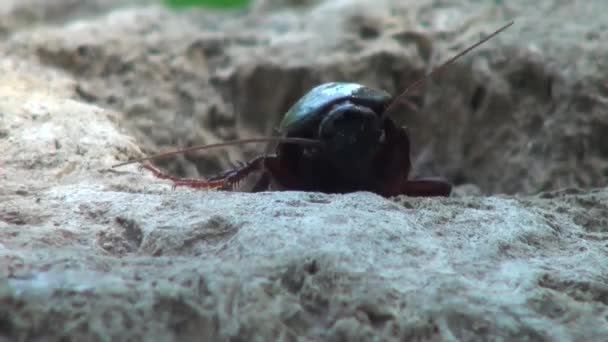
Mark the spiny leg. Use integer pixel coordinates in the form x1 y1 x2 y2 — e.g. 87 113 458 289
139 163 226 190
375 124 452 197
217 155 275 190
139 155 273 191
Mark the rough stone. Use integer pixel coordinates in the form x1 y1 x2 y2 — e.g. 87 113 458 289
1 0 607 341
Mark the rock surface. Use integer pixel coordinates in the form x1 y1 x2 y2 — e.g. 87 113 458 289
1 0 607 341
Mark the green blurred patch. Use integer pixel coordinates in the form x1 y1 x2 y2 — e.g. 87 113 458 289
164 0 251 9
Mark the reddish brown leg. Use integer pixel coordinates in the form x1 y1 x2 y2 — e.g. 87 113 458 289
400 178 452 197
140 155 271 191
211 155 269 190
140 163 226 190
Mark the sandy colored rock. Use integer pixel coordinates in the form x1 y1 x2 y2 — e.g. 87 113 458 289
1 0 607 341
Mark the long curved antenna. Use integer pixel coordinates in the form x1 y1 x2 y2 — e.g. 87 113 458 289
382 21 514 119
112 137 321 168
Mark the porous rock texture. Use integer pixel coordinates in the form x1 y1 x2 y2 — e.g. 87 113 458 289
1 0 607 341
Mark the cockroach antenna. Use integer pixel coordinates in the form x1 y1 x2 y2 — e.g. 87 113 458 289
382 21 514 119
112 137 321 168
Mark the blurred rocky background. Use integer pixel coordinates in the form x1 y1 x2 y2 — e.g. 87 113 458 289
3 0 606 195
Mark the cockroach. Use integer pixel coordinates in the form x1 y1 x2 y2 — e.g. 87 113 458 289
113 21 513 197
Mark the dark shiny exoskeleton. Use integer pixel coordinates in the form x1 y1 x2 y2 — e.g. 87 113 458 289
266 82 451 197
142 82 452 197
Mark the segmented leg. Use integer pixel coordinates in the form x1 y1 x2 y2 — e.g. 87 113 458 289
140 163 226 190
139 155 271 191
374 122 451 197
206 155 269 190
